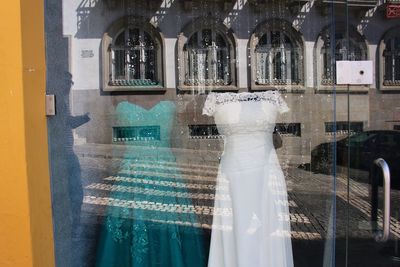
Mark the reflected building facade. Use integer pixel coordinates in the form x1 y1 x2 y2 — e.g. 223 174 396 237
67 0 400 166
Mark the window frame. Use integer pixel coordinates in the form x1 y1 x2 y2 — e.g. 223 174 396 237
101 16 165 92
379 27 400 91
249 19 305 92
315 24 369 93
177 18 237 92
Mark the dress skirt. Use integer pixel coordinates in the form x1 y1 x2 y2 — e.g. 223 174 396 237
95 149 207 267
207 134 293 267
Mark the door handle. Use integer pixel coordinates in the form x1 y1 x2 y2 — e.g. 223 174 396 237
371 158 391 242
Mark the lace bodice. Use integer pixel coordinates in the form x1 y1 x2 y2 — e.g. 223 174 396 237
202 91 289 136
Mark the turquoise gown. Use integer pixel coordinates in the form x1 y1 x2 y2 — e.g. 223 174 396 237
96 101 207 267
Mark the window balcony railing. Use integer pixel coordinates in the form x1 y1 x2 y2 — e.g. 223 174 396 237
103 0 163 10
319 0 377 6
276 123 302 137
316 0 379 16
248 0 309 14
112 126 161 142
188 124 222 139
383 80 400 86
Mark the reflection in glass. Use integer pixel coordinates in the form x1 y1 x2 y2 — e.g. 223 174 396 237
110 28 158 86
255 31 302 86
383 36 400 86
184 29 231 86
320 29 367 85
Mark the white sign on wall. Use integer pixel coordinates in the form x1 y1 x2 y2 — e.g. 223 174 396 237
336 60 373 85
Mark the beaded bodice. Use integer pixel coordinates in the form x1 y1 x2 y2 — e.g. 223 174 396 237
115 101 176 148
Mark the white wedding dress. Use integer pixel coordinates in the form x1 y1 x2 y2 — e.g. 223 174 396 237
203 91 293 267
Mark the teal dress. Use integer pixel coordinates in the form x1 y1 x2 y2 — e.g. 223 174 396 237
96 101 207 267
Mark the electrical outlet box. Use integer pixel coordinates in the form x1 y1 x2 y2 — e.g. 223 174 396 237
46 94 56 116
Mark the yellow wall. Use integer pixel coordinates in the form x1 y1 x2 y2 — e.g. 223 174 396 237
0 0 55 266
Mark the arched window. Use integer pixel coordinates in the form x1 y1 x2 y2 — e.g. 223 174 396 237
178 19 236 90
250 20 304 89
380 28 400 89
185 29 230 86
102 17 163 91
316 25 367 88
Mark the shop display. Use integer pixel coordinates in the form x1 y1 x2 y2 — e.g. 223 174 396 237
203 91 293 267
95 100 207 267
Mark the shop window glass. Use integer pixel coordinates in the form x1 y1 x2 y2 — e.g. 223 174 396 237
318 28 367 86
184 29 231 86
188 124 221 139
324 121 363 135
102 17 163 91
250 19 304 90
383 36 400 86
275 123 302 137
255 31 302 85
110 29 158 86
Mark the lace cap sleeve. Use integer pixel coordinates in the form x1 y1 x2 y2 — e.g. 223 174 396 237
202 93 217 116
275 92 290 114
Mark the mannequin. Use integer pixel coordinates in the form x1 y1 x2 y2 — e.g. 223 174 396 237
96 92 207 267
203 90 293 267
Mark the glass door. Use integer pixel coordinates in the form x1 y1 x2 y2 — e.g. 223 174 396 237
340 1 400 266
332 1 400 266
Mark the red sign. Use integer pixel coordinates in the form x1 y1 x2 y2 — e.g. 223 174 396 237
387 4 400 18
